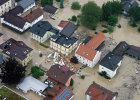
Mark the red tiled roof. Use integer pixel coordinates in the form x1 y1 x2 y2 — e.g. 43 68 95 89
76 32 106 61
85 83 116 100
24 8 43 23
58 21 69 28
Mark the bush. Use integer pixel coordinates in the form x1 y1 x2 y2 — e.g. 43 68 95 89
76 20 80 27
117 24 121 28
40 43 49 48
39 53 43 57
99 71 111 79
81 75 85 79
70 79 74 86
71 2 81 10
102 30 108 33
108 15 118 26
56 0 60 2
31 66 44 79
138 26 140 32
107 26 114 33
71 15 77 22
130 22 137 27
41 0 53 7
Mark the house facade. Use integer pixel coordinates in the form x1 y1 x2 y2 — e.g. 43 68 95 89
50 34 78 56
75 32 106 68
0 38 33 66
86 82 116 100
30 21 59 43
0 0 15 16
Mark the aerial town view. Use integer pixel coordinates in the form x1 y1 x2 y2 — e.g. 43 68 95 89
0 0 140 100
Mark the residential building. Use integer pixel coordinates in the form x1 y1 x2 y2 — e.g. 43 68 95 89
56 21 69 31
43 84 74 100
121 0 139 14
47 64 75 87
24 8 43 26
0 38 33 66
99 41 140 78
85 82 116 100
16 76 48 97
75 32 106 68
43 5 59 15
17 0 35 13
99 52 123 78
30 21 59 43
0 0 15 16
50 34 78 56
1 12 30 33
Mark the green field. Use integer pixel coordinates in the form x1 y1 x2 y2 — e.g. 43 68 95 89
0 87 26 100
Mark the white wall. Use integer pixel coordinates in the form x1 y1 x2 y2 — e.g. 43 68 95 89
30 15 43 27
23 3 35 13
86 95 91 100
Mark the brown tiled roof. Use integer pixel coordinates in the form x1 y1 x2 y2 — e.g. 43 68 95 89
47 64 75 85
0 38 33 60
3 12 27 29
85 82 116 100
76 32 106 61
24 8 43 23
58 21 69 28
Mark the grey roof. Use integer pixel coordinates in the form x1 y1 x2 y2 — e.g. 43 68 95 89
30 21 59 37
43 5 58 14
9 6 24 15
60 22 77 37
82 36 93 45
100 52 123 71
0 0 9 6
17 0 35 10
56 88 73 100
51 34 77 47
0 54 3 64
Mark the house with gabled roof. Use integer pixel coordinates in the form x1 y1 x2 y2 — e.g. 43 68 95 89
43 5 59 16
47 64 75 87
75 32 106 68
85 82 116 100
0 38 33 66
17 0 35 13
24 8 43 26
30 21 59 43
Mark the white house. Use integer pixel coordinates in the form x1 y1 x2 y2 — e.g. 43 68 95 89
17 0 35 13
24 8 43 27
75 32 106 68
30 21 59 43
99 52 123 78
1 12 30 33
86 82 117 100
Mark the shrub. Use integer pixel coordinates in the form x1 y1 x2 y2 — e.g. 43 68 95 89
40 43 49 48
138 26 140 32
31 66 44 79
39 53 43 57
99 71 111 79
117 24 121 28
56 0 60 2
81 75 85 79
71 15 77 22
76 20 80 26
70 79 74 86
107 26 114 33
130 22 137 27
102 30 108 33
108 15 118 26
71 2 81 10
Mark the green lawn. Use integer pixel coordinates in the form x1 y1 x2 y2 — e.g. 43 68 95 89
0 87 26 100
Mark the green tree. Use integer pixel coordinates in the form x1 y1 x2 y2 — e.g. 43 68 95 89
128 7 140 22
71 2 81 10
80 2 102 30
60 0 64 8
56 0 60 2
102 1 122 21
138 26 140 32
71 15 77 22
70 79 74 86
41 0 53 7
108 15 118 26
31 66 44 79
107 26 114 33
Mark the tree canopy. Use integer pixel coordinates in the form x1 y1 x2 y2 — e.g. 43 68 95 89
80 2 102 30
102 1 122 21
71 2 81 10
128 7 140 22
0 58 26 85
41 0 53 7
108 15 118 26
31 66 44 79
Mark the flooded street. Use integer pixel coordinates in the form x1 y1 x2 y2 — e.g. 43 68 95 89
0 0 140 100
